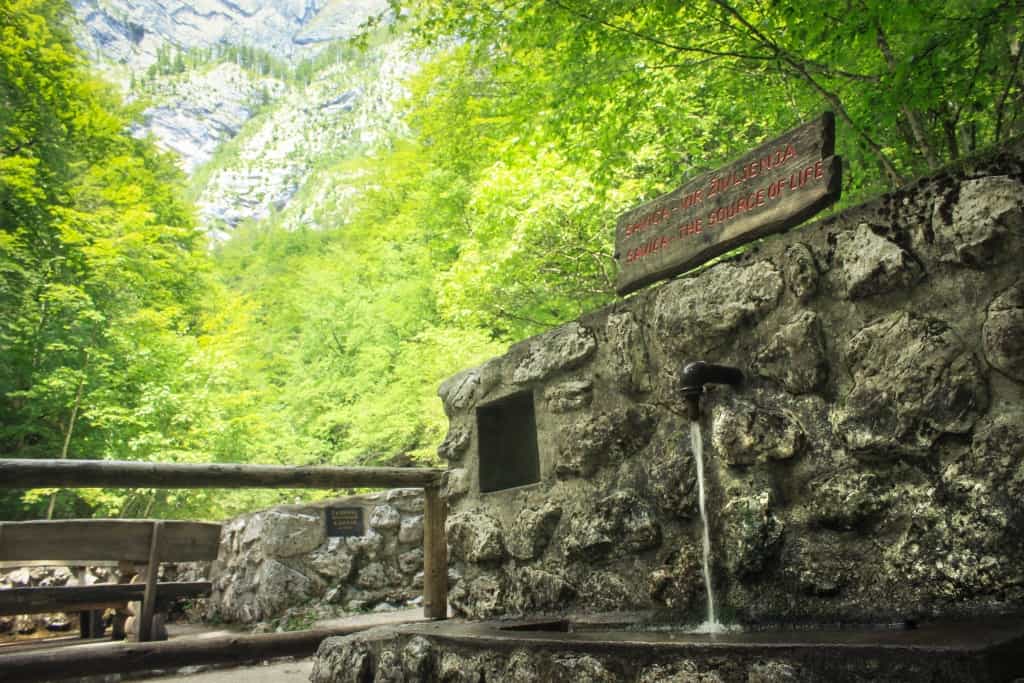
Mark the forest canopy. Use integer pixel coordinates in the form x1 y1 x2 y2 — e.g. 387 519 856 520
1 0 1021 520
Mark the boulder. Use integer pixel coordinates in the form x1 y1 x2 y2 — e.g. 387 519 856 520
385 488 423 514
402 636 435 680
398 548 423 575
449 574 508 618
444 468 471 500
550 654 617 683
644 439 697 519
311 634 374 683
637 661 724 683
308 541 355 580
438 367 481 416
508 567 576 612
807 470 888 531
576 570 646 612
648 543 702 610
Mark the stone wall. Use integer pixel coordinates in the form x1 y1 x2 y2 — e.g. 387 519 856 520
207 489 427 624
436 143 1024 625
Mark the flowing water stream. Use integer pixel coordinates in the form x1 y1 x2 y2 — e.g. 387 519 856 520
691 420 724 634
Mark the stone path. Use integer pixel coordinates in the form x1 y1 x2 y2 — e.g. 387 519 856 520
143 609 431 681
144 658 313 682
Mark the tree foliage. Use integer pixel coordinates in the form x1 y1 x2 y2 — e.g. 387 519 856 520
1 0 211 518
388 0 1023 193
3 0 1021 520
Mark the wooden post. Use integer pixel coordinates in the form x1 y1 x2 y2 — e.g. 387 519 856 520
138 521 163 642
422 485 447 620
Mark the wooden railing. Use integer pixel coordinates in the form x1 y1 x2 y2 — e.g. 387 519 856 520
0 458 449 620
0 457 449 679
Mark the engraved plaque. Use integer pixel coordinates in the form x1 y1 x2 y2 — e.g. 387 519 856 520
325 507 365 537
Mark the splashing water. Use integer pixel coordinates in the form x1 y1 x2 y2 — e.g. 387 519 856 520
691 420 724 634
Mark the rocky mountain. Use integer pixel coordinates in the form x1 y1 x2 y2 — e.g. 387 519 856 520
72 0 414 236
74 0 388 69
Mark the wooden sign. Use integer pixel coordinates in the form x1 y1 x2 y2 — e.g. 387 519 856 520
615 112 841 295
325 507 365 537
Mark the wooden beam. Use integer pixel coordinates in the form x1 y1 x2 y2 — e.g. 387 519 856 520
422 485 448 620
0 625 372 682
0 520 220 564
0 582 211 616
0 459 445 490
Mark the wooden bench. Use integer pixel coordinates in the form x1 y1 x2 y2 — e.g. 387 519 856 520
0 519 220 642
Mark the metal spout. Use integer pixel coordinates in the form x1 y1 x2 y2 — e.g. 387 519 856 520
681 361 744 419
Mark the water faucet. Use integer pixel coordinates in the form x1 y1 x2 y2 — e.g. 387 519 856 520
680 361 744 420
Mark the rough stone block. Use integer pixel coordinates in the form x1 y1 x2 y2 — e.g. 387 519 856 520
446 511 506 564
830 312 988 456
983 279 1024 382
369 504 401 531
507 504 562 560
511 322 597 384
260 511 325 558
756 310 828 394
544 380 594 413
936 175 1024 266
653 260 783 354
722 490 783 579
398 514 424 544
832 223 922 299
711 401 805 466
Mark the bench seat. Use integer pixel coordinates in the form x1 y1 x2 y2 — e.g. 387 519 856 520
0 519 221 641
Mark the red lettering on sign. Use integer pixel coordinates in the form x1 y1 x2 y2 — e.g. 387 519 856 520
707 143 801 199
678 218 703 237
678 188 704 210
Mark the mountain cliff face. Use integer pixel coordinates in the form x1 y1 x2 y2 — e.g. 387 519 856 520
73 0 411 235
74 0 388 69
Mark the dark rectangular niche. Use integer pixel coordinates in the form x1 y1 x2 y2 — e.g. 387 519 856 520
476 390 540 493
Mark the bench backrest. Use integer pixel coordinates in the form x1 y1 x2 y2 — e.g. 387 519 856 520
0 519 221 566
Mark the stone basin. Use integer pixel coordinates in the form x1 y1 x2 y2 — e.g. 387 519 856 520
311 613 1024 682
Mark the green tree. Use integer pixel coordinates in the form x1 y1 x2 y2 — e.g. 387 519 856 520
1 0 211 519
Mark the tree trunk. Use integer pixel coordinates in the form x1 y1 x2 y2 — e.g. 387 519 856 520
46 351 89 520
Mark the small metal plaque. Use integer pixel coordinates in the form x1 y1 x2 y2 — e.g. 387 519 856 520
615 112 841 295
325 507 365 537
